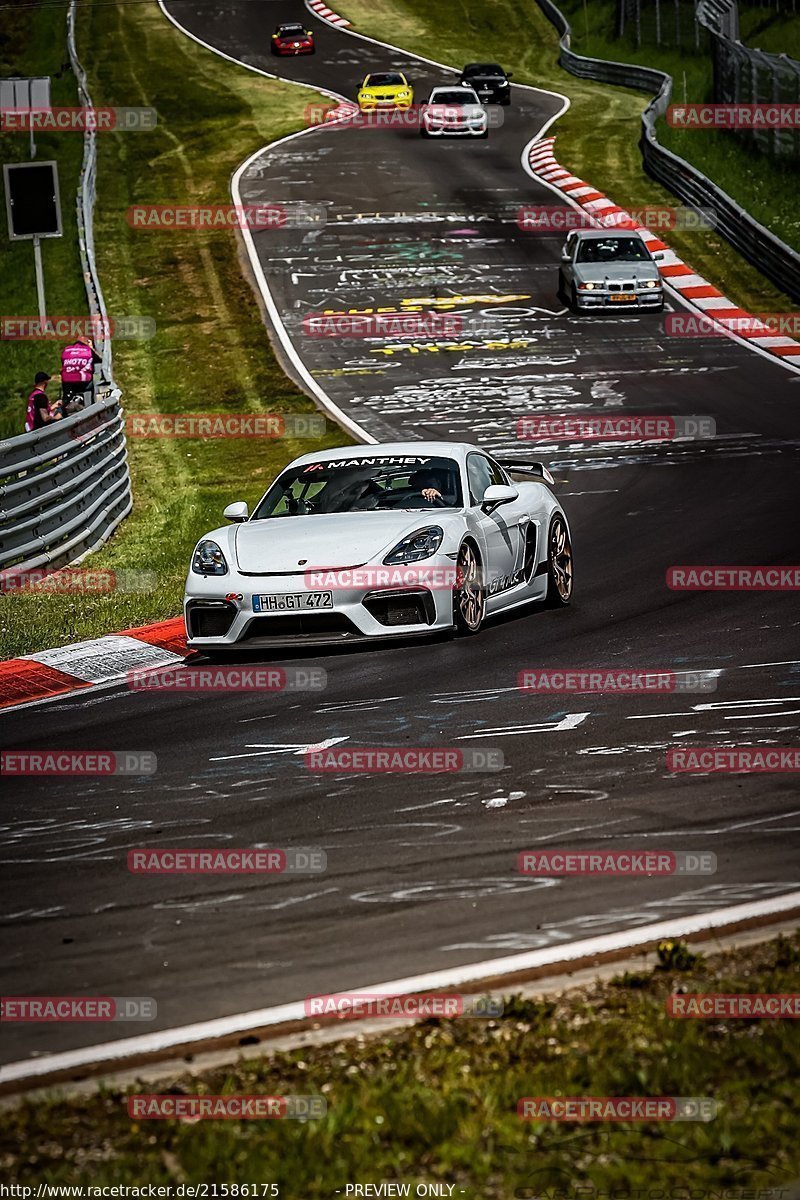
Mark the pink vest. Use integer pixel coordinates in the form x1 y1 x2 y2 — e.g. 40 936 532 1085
61 342 94 383
25 387 47 432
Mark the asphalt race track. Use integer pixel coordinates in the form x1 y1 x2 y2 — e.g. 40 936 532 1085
1 0 799 1069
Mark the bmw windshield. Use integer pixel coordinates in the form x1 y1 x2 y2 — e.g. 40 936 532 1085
252 455 463 518
576 237 650 263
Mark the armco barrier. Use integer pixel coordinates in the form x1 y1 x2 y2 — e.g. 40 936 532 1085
0 390 131 573
534 0 800 302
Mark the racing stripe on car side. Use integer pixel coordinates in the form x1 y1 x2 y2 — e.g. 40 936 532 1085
526 137 800 365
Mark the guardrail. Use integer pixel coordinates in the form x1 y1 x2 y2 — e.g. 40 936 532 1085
0 390 131 574
534 0 800 302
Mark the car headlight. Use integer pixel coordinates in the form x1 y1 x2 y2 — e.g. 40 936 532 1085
397 90 410 98
192 539 228 576
643 279 660 289
578 282 596 291
384 526 444 565
499 79 509 86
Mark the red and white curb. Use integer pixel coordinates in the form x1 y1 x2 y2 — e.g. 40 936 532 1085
526 136 800 368
0 618 187 711
305 0 351 29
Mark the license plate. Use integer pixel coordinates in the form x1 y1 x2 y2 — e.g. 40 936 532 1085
253 592 333 612
610 293 637 302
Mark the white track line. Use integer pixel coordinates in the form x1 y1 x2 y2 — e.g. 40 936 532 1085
3 891 798 1087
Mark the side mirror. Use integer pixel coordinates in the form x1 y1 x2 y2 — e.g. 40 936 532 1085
653 251 665 261
482 483 519 512
507 71 514 78
223 501 249 523
561 248 571 261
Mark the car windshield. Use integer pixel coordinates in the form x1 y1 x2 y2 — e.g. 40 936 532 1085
432 91 474 105
278 24 305 35
576 237 650 263
464 64 503 75
366 73 404 86
252 455 463 518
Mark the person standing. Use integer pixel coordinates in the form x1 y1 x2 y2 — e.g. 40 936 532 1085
25 372 60 431
60 335 102 412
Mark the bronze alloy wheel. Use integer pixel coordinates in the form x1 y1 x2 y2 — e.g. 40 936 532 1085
454 541 485 634
546 515 574 606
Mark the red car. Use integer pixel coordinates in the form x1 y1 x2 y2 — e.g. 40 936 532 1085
271 22 315 55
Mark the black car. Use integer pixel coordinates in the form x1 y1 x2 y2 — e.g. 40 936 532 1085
459 62 513 105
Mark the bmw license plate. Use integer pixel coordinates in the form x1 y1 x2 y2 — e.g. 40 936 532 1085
610 293 637 302
253 592 333 612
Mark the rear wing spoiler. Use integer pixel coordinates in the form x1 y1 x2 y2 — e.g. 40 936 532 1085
497 460 555 486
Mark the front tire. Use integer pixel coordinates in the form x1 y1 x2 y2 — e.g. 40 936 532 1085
453 541 485 634
545 515 574 607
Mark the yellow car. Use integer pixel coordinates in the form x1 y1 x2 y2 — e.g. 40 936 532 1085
357 72 414 111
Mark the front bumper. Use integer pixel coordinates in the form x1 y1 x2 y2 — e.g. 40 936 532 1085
423 120 487 136
185 568 456 650
358 97 414 110
574 286 663 310
273 42 314 54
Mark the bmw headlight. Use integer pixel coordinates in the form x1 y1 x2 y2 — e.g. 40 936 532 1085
643 279 660 289
397 90 410 98
192 539 228 576
384 526 444 565
578 282 596 291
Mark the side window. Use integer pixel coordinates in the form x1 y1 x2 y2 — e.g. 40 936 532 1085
467 454 495 505
486 457 508 486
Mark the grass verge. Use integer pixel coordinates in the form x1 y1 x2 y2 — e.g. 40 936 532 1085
0 2 349 661
1 931 799 1192
334 0 798 311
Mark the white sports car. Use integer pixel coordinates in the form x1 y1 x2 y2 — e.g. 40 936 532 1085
184 442 573 653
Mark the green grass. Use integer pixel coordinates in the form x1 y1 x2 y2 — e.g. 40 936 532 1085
0 1 350 661
0 0 88 442
2 932 799 1193
335 0 798 308
557 0 800 253
739 3 800 61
